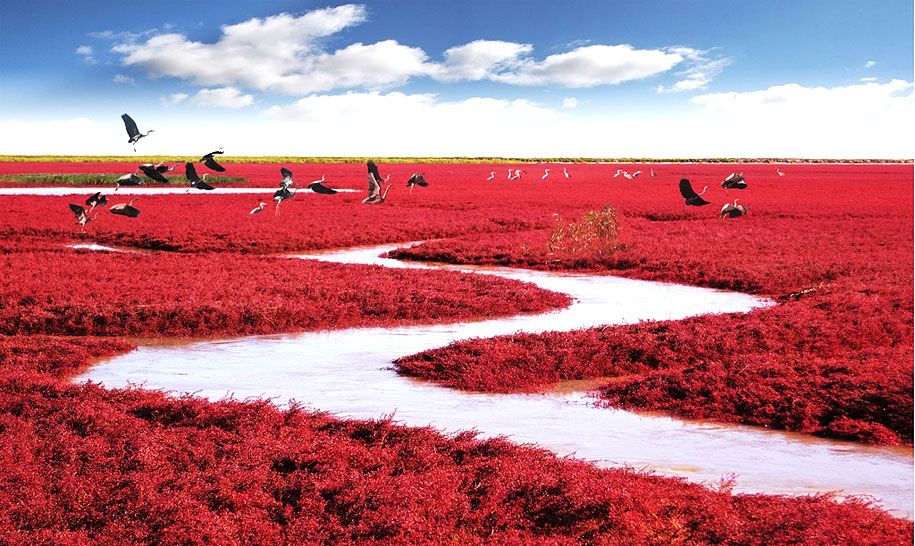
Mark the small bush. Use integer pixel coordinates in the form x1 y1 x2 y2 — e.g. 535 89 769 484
548 205 621 258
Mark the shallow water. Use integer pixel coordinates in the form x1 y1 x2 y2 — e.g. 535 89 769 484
77 243 914 518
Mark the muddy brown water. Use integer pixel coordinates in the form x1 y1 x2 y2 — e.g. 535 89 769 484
73 242 914 518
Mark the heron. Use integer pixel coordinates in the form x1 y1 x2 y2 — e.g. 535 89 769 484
563 168 571 179
721 172 747 195
85 192 107 212
507 168 513 180
509 169 524 181
650 169 656 177
542 169 550 179
307 174 337 195
363 160 392 204
185 162 214 191
486 171 495 180
200 148 226 172
68 203 97 228
121 113 153 151
138 164 169 184
115 173 143 191
406 172 428 194
154 162 177 173
273 186 297 215
679 178 710 212
109 200 140 218
720 199 748 218
250 201 266 215
613 169 623 178
776 167 785 176
630 170 642 178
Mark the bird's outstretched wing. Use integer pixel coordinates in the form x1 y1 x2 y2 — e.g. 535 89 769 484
406 173 428 187
139 165 169 183
280 167 294 187
69 203 86 217
185 162 200 183
308 182 337 194
203 156 226 172
194 180 215 191
85 192 103 207
679 178 698 199
121 114 139 138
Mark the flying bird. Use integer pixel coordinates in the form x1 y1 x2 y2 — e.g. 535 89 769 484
307 174 337 195
154 162 177 173
68 203 97 227
185 162 214 191
109 200 141 218
250 201 266 215
721 199 749 218
363 160 392 204
85 192 107 212
486 171 495 180
138 164 169 183
406 172 428 194
200 148 226 172
679 178 710 211
121 113 153 151
115 173 143 191
721 172 747 194
279 167 295 189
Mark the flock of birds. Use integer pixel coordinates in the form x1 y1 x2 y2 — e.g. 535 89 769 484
69 112 772 227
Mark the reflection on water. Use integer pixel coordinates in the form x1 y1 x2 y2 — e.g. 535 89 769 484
76 243 914 518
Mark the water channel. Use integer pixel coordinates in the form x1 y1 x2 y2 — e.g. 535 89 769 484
75 242 914 518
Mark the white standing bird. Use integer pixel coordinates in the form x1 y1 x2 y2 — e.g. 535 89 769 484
250 201 266 215
542 169 550 179
486 171 495 180
776 167 785 176
563 168 571 179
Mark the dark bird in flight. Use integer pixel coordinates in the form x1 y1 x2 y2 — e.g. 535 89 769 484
679 178 710 211
109 200 141 218
363 160 392 204
85 192 107 212
721 172 747 194
201 148 226 172
185 162 214 191
69 203 97 227
279 167 295 189
121 113 153 151
138 164 170 183
307 174 337 194
115 173 143 191
406 172 428 194
720 199 749 218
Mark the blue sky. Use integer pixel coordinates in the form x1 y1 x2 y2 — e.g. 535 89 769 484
1 0 912 157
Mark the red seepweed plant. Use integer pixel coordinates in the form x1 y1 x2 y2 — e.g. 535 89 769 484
0 161 912 542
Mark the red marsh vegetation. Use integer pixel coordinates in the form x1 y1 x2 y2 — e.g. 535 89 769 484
1 337 912 544
0 161 912 542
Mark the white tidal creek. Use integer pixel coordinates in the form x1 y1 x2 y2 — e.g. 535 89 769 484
76 243 914 518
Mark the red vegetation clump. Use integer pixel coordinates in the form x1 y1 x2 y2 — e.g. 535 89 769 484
0 337 911 544
0 239 569 337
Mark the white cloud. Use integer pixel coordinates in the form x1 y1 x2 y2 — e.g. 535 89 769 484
562 97 579 108
113 74 135 85
109 6 690 94
436 40 532 81
860 77 878 82
160 93 189 106
75 45 95 64
657 47 730 93
2 79 912 158
492 45 682 87
190 87 254 109
865 60 877 68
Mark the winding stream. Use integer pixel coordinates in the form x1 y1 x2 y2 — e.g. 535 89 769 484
76 242 914 518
